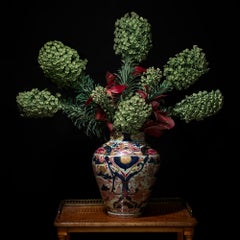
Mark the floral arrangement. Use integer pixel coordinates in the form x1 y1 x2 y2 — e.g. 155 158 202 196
16 11 224 141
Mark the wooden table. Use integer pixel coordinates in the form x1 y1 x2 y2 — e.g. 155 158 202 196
54 198 197 240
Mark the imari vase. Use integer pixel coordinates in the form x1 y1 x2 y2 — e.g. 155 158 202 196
92 132 160 217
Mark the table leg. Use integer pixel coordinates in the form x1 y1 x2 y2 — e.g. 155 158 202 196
177 232 184 240
57 230 69 240
184 228 194 240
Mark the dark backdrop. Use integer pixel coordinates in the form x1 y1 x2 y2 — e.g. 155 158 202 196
2 1 237 240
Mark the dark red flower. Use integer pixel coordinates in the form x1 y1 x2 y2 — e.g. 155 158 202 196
105 71 116 85
106 122 113 132
107 85 127 94
95 107 114 132
142 111 175 137
106 84 127 100
95 107 106 121
137 90 148 99
150 100 160 110
85 96 93 105
132 66 146 76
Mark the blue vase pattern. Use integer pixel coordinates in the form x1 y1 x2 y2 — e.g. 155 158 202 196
92 135 160 217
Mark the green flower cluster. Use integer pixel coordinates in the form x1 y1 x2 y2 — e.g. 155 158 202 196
114 11 152 63
163 45 209 90
90 86 115 121
16 88 61 118
38 40 88 88
140 67 163 91
113 93 152 134
171 90 223 122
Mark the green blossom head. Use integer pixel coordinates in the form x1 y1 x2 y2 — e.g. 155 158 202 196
38 40 88 89
113 11 152 64
163 45 209 90
171 89 224 122
140 67 163 91
16 88 61 118
113 93 152 135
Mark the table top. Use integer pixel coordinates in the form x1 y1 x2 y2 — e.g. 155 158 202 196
54 198 197 228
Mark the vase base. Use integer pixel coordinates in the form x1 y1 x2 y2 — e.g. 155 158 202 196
106 210 142 218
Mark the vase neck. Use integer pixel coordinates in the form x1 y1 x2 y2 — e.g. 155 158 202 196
110 132 145 143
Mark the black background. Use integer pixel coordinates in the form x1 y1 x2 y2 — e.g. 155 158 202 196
2 1 237 240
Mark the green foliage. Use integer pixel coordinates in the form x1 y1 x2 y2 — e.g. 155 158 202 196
60 74 106 138
115 60 140 100
60 99 107 139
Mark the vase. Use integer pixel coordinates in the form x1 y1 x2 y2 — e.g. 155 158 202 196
92 132 160 217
